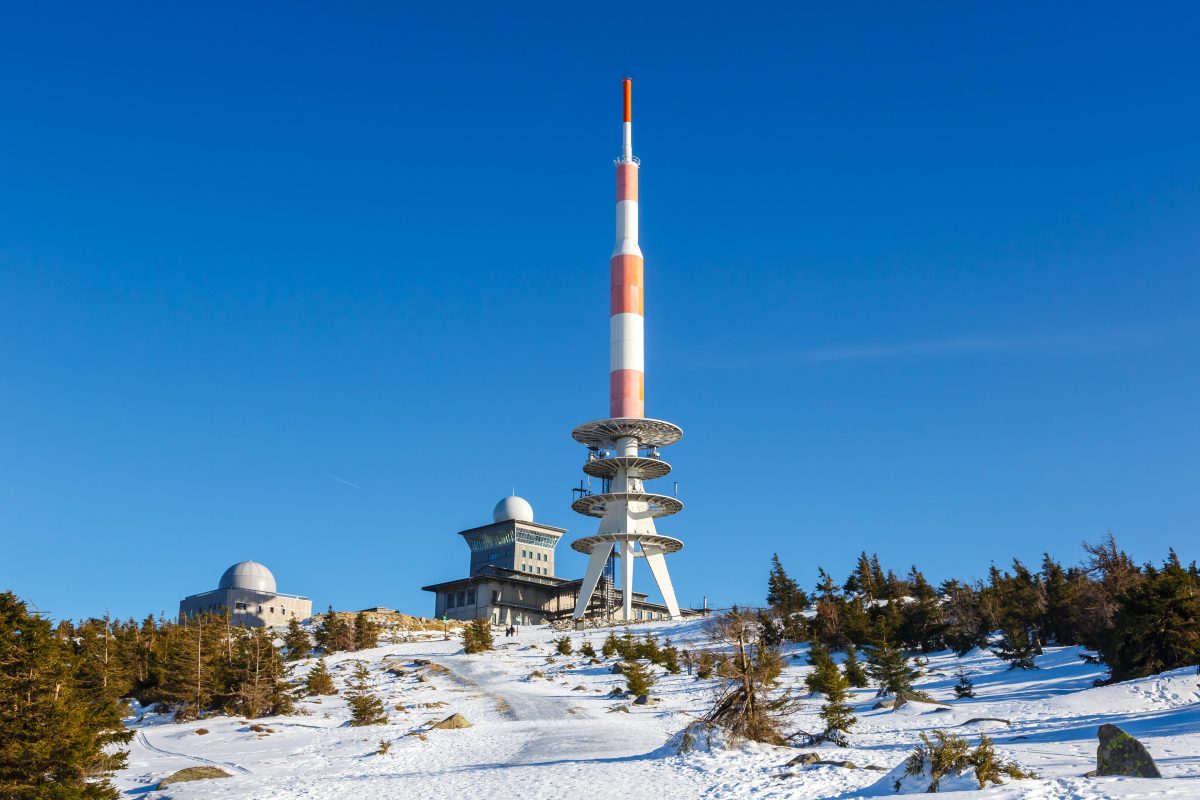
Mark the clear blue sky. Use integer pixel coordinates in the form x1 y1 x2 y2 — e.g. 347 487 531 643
2 3 1197 622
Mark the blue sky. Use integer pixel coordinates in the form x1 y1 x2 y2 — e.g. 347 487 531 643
2 3 1197 622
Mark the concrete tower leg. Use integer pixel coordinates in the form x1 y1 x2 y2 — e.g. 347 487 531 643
643 545 681 618
621 538 636 621
573 542 612 619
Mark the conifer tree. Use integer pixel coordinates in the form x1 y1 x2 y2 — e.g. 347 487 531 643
462 618 493 654
0 592 131 800
315 607 354 654
767 553 808 613
305 658 337 696
953 669 976 699
1102 551 1200 681
580 640 596 658
160 614 219 719
623 659 656 698
695 650 715 679
702 609 796 744
865 637 920 697
660 643 682 674
601 632 620 658
283 617 311 661
804 640 840 696
842 645 868 688
345 662 388 726
991 624 1038 670
818 667 857 746
555 635 573 656
353 612 379 651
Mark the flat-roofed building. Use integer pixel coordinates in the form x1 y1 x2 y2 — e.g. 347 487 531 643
179 561 312 628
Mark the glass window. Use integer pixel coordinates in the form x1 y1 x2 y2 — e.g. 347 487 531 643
466 588 476 604
235 602 247 610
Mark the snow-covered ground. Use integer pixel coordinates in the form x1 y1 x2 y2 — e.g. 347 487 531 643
115 619 1200 799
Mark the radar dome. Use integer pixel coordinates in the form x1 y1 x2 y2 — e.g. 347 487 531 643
218 561 277 594
493 495 534 523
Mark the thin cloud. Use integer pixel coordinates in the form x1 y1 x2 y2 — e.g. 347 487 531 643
323 472 361 490
689 321 1179 370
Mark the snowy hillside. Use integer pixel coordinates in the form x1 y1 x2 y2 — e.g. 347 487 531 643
116 619 1200 799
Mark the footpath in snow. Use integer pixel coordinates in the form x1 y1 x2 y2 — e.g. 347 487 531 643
115 618 1200 800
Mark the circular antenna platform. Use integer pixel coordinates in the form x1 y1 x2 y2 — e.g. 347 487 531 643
570 491 683 519
582 456 672 480
572 418 683 449
570 532 684 555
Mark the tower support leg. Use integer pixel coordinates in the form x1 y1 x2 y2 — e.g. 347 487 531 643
621 538 635 621
572 542 611 619
643 545 681 619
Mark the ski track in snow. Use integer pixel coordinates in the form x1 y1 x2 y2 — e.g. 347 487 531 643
113 621 1200 800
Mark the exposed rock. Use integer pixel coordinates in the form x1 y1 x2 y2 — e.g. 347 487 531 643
633 694 650 705
413 659 432 666
611 662 625 675
572 684 588 691
431 713 472 730
814 760 857 769
608 687 626 697
1096 724 1161 778
863 765 889 772
786 752 821 766
872 700 894 709
608 704 630 713
957 717 1012 727
157 766 231 788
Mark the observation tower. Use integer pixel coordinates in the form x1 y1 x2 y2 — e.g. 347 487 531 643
570 78 684 621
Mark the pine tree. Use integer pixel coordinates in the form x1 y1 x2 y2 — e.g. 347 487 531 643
818 667 857 746
842 645 868 688
865 637 920 697
804 640 841 696
315 607 354 654
160 614 219 719
695 650 715 679
702 609 797 744
601 632 620 658
991 624 1038 670
462 618 493 654
953 669 976 699
229 628 294 718
555 636 573 656
623 659 656 698
767 553 808 613
1102 551 1200 682
0 592 132 800
353 612 379 651
346 662 388 726
580 640 596 658
283 617 311 661
305 658 337 696
660 644 682 674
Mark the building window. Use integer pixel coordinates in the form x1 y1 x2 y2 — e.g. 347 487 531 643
489 552 498 561
270 607 275 614
466 588 476 604
235 602 248 610
492 590 501 603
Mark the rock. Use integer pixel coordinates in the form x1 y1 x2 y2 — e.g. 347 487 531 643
413 659 432 666
572 685 588 691
417 674 430 683
589 658 602 665
608 687 626 697
611 663 625 675
957 717 1012 727
608 704 630 713
431 713 472 730
156 766 231 788
872 700 894 709
786 752 821 767
863 765 889 772
1096 723 1161 778
633 694 650 705
386 667 407 677
814 760 857 769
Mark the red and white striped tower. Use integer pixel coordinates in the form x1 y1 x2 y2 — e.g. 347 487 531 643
610 77 644 419
570 78 685 622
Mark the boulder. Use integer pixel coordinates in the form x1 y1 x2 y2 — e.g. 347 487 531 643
413 659 432 666
572 684 588 691
431 713 472 730
608 704 630 713
611 662 625 675
156 766 231 789
786 752 821 767
1096 724 1161 778
815 760 857 769
633 694 650 705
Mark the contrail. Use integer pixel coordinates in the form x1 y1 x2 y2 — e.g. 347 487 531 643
322 472 361 490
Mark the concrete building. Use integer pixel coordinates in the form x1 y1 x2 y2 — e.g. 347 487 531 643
179 561 312 628
422 497 678 625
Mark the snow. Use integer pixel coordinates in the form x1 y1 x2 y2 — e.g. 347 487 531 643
114 619 1200 799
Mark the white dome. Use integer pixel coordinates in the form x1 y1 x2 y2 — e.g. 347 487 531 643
493 495 534 523
218 561 277 594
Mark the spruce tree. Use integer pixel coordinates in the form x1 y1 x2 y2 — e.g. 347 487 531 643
865 638 920 697
580 640 596 658
767 553 808 613
953 669 976 699
305 658 337 696
601 632 620 658
1102 552 1200 681
283 617 311 661
555 636 573 656
462 618 493 654
315 607 354 654
991 624 1038 670
804 640 840 696
346 662 388 726
842 645 868 688
353 612 379 651
623 659 656 698
0 592 131 800
695 650 715 679
818 667 857 746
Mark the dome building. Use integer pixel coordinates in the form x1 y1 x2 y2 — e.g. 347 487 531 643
179 560 312 627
